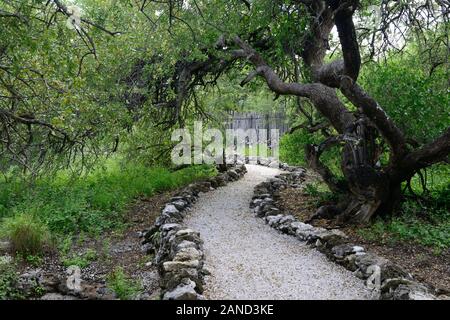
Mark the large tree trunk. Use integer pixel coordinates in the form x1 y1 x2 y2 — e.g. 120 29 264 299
226 1 450 225
334 177 403 225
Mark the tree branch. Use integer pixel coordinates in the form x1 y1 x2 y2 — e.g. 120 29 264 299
397 127 450 180
339 80 409 161
231 36 355 134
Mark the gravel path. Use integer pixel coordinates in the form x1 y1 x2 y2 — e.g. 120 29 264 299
185 165 372 300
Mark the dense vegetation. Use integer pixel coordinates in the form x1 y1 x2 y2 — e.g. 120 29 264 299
0 0 448 296
0 160 215 253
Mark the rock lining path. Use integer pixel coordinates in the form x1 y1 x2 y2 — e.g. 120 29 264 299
185 165 372 300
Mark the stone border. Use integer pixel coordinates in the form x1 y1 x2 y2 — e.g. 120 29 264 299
142 165 247 300
250 167 446 300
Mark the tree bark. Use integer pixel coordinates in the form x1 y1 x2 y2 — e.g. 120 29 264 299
226 0 450 225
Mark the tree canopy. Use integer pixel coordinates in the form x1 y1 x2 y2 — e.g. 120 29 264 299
1 0 449 223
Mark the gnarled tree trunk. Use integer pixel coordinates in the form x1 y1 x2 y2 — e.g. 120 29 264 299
225 0 450 225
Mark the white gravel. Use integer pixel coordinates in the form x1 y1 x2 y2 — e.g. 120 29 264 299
185 165 372 300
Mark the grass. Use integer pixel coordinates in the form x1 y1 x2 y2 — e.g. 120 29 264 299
358 194 450 252
106 267 142 300
303 182 339 207
0 158 216 251
62 248 98 268
0 258 22 300
0 213 50 255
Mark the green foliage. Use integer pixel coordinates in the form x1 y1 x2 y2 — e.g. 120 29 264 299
0 0 139 173
0 214 49 255
0 159 215 237
303 182 339 206
360 57 449 144
359 198 450 251
280 129 342 178
63 248 97 268
280 129 315 166
21 254 44 268
0 258 22 300
106 267 142 300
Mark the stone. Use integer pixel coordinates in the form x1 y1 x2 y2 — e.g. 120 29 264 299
160 213 184 225
163 260 200 272
253 193 271 199
255 206 280 218
227 170 239 180
250 198 263 208
331 244 364 259
277 215 296 233
171 200 188 210
381 278 436 300
39 274 61 292
294 223 316 240
163 280 201 300
279 215 295 225
262 206 279 217
175 240 199 251
269 161 280 168
207 178 219 189
40 293 79 300
342 253 359 271
162 268 200 291
172 195 195 205
265 214 284 227
17 268 61 297
175 229 200 238
161 223 182 233
173 247 203 262
352 246 364 253
214 176 226 187
163 204 180 215
328 229 348 238
353 252 390 279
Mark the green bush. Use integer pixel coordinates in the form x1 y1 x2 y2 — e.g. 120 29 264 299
280 129 313 166
280 129 342 179
106 267 142 300
0 160 216 236
358 198 450 251
0 214 49 255
360 58 449 144
0 258 22 300
62 248 98 268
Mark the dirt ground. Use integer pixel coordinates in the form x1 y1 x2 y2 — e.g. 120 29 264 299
279 185 450 294
16 190 177 299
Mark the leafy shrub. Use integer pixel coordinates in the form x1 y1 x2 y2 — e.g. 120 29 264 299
280 129 313 166
62 248 98 268
0 214 49 255
358 199 450 251
280 129 342 178
106 267 142 300
0 258 22 300
0 160 216 237
360 58 449 144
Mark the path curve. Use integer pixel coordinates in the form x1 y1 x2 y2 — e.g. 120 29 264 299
185 165 371 300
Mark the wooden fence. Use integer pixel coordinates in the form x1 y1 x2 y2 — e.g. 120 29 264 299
225 111 290 141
